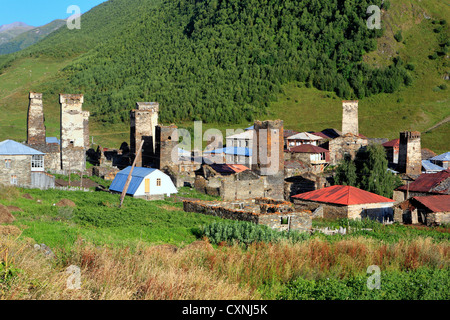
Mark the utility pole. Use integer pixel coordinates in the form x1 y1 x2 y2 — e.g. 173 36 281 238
119 140 144 208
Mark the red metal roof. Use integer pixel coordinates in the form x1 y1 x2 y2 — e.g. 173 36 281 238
312 132 329 139
382 139 400 148
292 185 395 205
287 144 329 154
210 163 249 175
397 169 450 193
413 195 450 213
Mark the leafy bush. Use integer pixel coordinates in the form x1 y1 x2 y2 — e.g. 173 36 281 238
394 30 403 42
278 268 450 300
201 221 310 245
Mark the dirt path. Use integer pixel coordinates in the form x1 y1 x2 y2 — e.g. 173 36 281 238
425 116 450 133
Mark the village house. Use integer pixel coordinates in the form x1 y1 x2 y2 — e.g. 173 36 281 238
393 195 450 226
225 129 253 150
393 169 450 202
0 139 55 189
429 152 450 170
286 132 323 148
109 166 177 200
203 146 252 167
383 138 399 164
292 185 395 222
284 144 330 173
422 159 445 174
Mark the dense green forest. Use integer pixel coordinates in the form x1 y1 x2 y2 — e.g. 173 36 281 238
0 0 414 124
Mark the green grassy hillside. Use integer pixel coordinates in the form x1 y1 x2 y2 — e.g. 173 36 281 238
0 20 66 55
0 0 448 153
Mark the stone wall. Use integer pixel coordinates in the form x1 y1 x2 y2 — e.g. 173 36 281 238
348 202 394 222
328 133 368 165
342 100 359 136
0 155 32 187
221 170 265 201
183 199 312 232
426 212 450 226
293 199 348 219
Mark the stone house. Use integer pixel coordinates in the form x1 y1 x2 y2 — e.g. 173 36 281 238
286 132 323 148
393 169 450 202
292 185 395 222
394 195 450 226
0 139 54 189
430 152 450 170
382 138 399 164
284 144 330 173
194 164 265 200
328 133 368 165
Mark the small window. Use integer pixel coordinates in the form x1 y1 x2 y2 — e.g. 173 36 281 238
5 159 11 169
10 175 17 185
31 155 44 168
281 217 290 225
156 178 161 187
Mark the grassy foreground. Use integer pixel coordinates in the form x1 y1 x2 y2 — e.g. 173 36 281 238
0 184 449 300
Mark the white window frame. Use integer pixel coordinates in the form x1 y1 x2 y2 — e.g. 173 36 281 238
5 159 11 169
10 175 17 185
31 155 44 171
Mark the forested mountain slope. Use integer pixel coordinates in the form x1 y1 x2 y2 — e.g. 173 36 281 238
0 0 448 152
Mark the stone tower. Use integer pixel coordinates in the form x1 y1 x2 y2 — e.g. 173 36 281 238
342 100 359 136
398 131 422 175
60 94 89 172
27 92 46 146
155 125 179 172
251 120 284 200
130 102 159 167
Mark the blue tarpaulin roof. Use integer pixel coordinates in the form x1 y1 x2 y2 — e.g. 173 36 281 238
204 147 252 156
109 166 157 195
422 160 445 172
430 152 450 161
0 140 44 155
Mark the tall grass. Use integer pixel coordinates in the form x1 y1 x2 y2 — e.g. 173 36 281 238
2 235 447 300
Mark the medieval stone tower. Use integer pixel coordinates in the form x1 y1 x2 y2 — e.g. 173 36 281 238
27 92 46 146
251 120 284 200
60 94 90 172
398 131 422 175
130 102 159 167
155 125 179 172
342 100 359 136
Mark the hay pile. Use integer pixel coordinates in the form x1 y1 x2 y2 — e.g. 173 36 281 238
0 204 15 224
55 199 76 207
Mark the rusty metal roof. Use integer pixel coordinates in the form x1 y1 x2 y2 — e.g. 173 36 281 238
292 185 395 205
287 144 329 154
413 195 450 213
397 169 450 193
210 163 249 175
382 139 399 148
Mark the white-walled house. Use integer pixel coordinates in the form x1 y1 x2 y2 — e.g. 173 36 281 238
109 166 177 199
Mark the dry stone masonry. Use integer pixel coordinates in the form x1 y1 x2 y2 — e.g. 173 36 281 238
183 198 312 232
60 94 90 172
